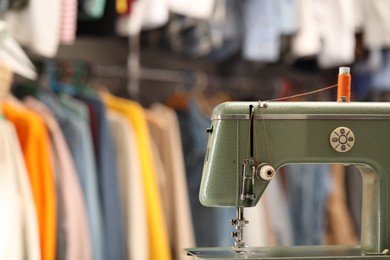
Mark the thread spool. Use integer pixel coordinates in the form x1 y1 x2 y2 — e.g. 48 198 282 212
337 67 351 102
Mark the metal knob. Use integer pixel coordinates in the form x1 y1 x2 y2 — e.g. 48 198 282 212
256 163 275 181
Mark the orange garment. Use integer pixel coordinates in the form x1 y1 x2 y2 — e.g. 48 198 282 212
3 102 57 260
102 92 172 260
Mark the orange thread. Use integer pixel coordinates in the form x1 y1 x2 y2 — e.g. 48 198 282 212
337 67 351 102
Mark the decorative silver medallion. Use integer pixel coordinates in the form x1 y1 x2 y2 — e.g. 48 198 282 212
330 127 355 153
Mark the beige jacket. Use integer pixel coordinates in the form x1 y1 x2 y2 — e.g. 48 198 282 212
148 103 195 260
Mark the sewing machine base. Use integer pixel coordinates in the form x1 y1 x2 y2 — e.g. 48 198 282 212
185 245 390 259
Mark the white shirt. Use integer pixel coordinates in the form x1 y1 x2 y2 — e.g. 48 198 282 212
0 119 40 260
5 0 61 57
108 111 149 260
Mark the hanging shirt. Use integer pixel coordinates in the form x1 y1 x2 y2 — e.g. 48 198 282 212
38 92 104 260
102 92 172 260
345 166 362 238
80 0 106 19
24 97 92 260
146 112 171 235
75 93 125 260
206 0 243 62
116 0 169 36
5 0 61 57
148 104 195 260
264 173 294 246
59 95 104 260
3 101 57 260
285 164 332 245
244 196 276 247
48 129 66 260
0 0 8 11
243 0 281 62
60 0 78 44
116 0 128 15
0 118 23 260
177 99 235 247
371 49 390 91
241 0 298 62
359 0 390 49
0 119 40 260
108 111 149 260
325 165 358 245
292 0 355 68
168 0 215 19
277 0 298 35
125 0 135 15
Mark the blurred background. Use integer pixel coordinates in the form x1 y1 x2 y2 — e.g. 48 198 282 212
0 0 389 260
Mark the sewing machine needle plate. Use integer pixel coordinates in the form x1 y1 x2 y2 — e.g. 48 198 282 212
185 245 390 259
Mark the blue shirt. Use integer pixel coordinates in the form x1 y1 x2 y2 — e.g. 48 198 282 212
75 92 125 260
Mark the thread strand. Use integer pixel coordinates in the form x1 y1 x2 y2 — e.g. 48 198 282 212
269 84 338 102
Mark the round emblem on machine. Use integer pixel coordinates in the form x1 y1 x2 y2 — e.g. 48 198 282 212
330 127 355 152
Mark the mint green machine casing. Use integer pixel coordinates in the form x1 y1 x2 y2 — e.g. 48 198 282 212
186 101 390 259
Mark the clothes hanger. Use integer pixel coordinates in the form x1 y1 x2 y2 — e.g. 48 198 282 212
0 20 37 80
191 71 231 116
191 71 213 115
0 62 29 115
165 70 231 114
165 71 195 112
46 60 78 95
71 60 83 87
71 60 92 90
166 87 189 112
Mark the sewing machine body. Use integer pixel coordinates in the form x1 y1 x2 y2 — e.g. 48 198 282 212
186 101 390 259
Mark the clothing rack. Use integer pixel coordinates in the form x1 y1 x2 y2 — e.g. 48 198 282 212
41 53 333 102
92 64 278 98
92 62 332 101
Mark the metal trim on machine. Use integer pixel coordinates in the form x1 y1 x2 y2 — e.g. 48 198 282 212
212 114 390 120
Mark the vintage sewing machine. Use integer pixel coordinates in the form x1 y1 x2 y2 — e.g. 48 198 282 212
185 69 390 259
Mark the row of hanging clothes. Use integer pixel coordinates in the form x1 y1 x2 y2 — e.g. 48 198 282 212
2 0 390 67
0 54 268 260
2 58 361 259
0 59 199 260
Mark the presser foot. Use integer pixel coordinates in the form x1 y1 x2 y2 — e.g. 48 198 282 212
230 207 248 249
